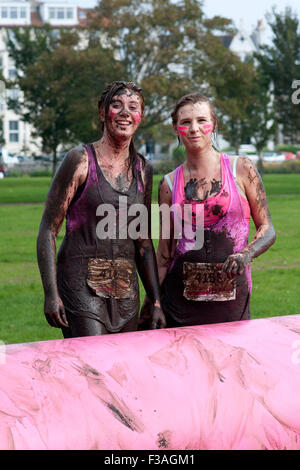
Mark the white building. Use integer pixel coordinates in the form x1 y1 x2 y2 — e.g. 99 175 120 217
0 0 90 166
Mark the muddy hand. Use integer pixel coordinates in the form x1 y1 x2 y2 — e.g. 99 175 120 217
137 296 153 330
222 252 252 277
44 295 69 329
151 305 167 329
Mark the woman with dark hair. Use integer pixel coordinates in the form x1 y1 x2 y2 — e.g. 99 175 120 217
140 93 275 328
37 81 166 337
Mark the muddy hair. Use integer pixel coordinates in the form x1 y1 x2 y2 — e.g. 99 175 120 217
171 93 219 149
98 81 146 171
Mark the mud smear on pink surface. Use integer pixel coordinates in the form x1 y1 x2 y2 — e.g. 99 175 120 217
0 317 300 449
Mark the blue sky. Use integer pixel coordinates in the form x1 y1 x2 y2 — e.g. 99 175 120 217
203 0 300 39
64 0 300 37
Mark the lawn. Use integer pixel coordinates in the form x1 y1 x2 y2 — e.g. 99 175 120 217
0 174 299 344
0 177 52 204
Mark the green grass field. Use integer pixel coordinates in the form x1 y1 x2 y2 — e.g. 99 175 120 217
0 174 299 344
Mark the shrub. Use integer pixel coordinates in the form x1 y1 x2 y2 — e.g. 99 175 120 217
28 170 52 177
152 159 175 175
263 160 300 174
5 170 24 178
275 144 300 154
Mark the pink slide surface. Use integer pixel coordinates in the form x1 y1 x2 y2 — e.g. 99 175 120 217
0 315 300 450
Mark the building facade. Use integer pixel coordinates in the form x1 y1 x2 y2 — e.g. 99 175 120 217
0 0 90 166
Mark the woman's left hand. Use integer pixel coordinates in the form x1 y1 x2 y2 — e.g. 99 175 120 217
138 297 166 330
151 305 167 329
222 252 252 277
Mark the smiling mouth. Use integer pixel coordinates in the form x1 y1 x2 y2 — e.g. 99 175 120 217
116 121 131 127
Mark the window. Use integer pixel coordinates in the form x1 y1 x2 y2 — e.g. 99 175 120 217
1 7 8 18
49 7 55 19
7 88 19 100
9 121 19 143
66 8 73 19
57 8 64 19
47 7 76 22
10 7 18 19
8 68 17 79
20 7 27 19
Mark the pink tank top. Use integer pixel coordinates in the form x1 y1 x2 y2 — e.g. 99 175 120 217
167 154 252 292
166 154 250 226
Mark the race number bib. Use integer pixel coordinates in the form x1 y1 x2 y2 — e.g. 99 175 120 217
87 258 135 299
183 262 236 301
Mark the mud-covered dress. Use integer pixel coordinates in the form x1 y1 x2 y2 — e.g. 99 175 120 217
57 143 145 336
161 154 252 326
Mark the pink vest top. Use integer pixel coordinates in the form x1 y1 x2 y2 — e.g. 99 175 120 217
166 154 252 292
170 154 250 226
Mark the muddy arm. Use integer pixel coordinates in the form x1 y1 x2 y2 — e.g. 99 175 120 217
223 157 276 276
155 176 175 285
36 147 88 328
135 161 166 329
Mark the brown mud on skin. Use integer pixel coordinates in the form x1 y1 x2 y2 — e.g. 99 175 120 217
220 189 229 198
114 88 140 99
143 162 153 210
210 178 222 195
184 178 203 201
37 146 89 300
241 157 271 217
237 157 276 260
184 177 222 202
93 143 133 192
109 169 132 193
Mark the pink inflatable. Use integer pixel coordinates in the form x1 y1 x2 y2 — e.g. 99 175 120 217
0 315 300 450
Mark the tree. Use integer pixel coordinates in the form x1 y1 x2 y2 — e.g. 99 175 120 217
0 119 5 148
257 7 300 145
88 0 235 138
6 25 58 73
194 30 258 153
6 2 261 169
243 62 275 175
7 27 121 175
0 75 5 148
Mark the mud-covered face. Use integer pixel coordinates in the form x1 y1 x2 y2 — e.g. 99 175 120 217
174 102 216 150
102 88 143 139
